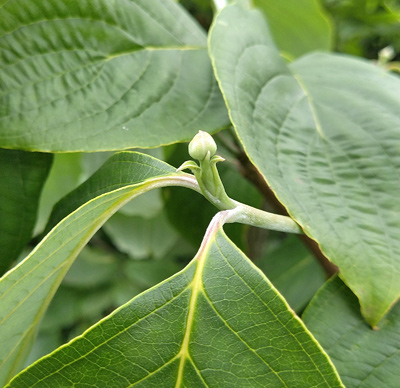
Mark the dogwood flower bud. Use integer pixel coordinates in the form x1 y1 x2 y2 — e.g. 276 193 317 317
188 131 217 161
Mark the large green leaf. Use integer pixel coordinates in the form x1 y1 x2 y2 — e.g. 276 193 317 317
0 149 52 274
209 1 400 326
303 276 400 388
0 0 228 152
253 0 332 58
0 152 199 386
6 212 344 388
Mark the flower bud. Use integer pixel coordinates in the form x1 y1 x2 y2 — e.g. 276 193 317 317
188 131 217 161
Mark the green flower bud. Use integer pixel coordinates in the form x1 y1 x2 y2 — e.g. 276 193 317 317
188 131 217 161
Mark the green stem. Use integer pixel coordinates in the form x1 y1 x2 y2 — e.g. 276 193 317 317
230 201 303 234
207 205 302 237
175 171 301 234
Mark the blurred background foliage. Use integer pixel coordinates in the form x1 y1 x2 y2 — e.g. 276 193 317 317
17 0 399 366
322 0 400 59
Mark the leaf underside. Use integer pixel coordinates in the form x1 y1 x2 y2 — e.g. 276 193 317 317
7 219 344 388
209 1 400 326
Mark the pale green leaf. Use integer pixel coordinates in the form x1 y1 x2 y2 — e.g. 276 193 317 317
303 276 400 388
0 149 52 274
63 246 120 289
253 0 332 59
103 211 179 259
209 1 400 326
80 151 165 218
0 152 198 386
34 153 82 235
6 213 344 388
124 254 187 294
23 332 61 373
0 0 229 152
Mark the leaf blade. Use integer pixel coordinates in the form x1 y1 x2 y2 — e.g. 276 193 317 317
0 149 52 274
303 277 400 388
209 1 400 326
6 213 344 387
0 152 197 385
0 0 229 151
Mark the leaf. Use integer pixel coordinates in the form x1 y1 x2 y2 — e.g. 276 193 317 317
255 235 326 312
303 276 400 388
124 254 187 294
63 246 120 289
22 332 61 373
0 149 52 274
0 0 229 152
45 152 174 231
34 153 82 235
103 212 179 259
80 150 165 218
209 1 400 326
0 151 198 386
253 0 332 59
6 212 344 388
25 246 187 367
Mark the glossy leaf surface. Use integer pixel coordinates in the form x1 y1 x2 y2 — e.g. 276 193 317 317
303 277 400 388
7 213 344 388
0 0 228 151
253 0 332 58
0 149 52 274
0 152 197 385
209 1 400 326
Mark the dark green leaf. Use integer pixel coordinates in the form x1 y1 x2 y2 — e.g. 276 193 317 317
0 149 52 274
303 276 400 388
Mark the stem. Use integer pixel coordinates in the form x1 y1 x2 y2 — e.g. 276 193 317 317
231 202 303 234
176 169 301 234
